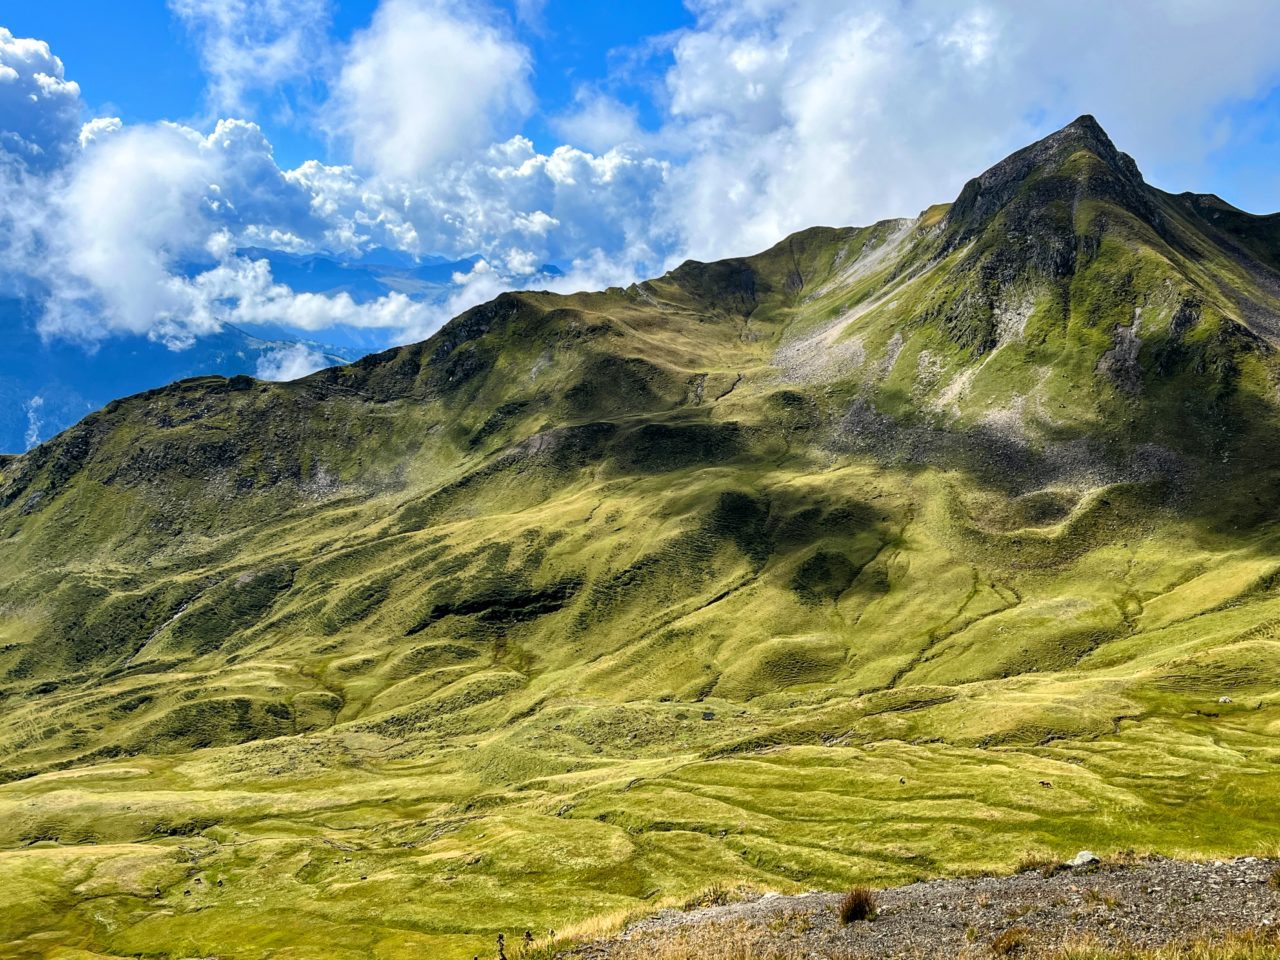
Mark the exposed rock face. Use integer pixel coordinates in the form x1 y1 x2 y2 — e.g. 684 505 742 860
1097 315 1144 393
945 115 1156 247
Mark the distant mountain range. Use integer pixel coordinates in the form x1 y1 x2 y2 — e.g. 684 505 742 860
0 249 563 452
0 299 351 453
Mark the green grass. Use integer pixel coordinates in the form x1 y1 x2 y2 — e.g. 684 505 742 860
2 119 1280 958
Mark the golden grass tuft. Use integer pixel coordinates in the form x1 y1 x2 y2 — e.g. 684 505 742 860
992 926 1031 956
1053 930 1280 959
681 882 766 912
573 921 819 960
837 885 877 924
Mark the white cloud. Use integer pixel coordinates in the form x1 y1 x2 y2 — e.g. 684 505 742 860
5 2 1280 366
255 342 330 381
191 255 434 336
514 0 548 31
0 26 81 169
331 0 534 179
284 159 423 254
22 115 436 347
281 134 668 278
399 137 669 272
655 0 1280 262
23 395 44 449
552 93 647 154
45 122 222 343
169 0 333 114
0 161 52 299
78 116 122 148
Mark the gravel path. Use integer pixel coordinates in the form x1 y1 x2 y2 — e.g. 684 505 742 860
562 857 1280 958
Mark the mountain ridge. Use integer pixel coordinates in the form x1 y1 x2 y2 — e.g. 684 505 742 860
3 117 1280 960
0 314 353 455
10 117 1280 478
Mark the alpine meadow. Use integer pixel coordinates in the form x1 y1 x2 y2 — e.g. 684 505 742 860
4 115 1280 958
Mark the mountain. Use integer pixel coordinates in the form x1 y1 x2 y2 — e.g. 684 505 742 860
3 117 1280 959
0 248 566 454
225 248 563 353
0 304 351 453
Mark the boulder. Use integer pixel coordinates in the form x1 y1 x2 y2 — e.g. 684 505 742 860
1065 850 1101 868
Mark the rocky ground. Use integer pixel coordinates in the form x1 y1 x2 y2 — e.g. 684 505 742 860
558 857 1280 959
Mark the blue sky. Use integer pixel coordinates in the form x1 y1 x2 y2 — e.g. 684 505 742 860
0 0 1278 360
2 1 695 169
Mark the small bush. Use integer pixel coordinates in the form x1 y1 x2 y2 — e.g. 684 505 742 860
991 926 1030 956
838 886 877 924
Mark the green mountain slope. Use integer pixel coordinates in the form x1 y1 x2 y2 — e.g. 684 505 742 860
3 117 1280 959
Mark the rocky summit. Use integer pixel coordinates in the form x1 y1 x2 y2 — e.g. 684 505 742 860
3 117 1280 959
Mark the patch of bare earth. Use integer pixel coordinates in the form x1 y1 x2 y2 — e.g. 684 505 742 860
557 858 1280 959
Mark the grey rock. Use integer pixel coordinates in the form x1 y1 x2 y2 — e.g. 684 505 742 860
1066 850 1101 868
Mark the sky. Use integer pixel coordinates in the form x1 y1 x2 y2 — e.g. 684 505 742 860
1 0 1279 365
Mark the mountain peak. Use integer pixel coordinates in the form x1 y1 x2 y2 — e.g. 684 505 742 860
1049 113 1138 174
1061 112 1106 138
944 114 1152 242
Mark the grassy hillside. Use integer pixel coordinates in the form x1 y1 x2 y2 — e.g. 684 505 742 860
3 116 1280 959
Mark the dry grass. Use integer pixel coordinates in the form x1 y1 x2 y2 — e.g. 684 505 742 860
521 887 770 960
1053 930 1280 959
1081 887 1121 910
577 921 841 960
520 899 690 959
530 921 1280 960
1015 853 1064 877
682 882 767 912
992 926 1032 956
837 886 877 924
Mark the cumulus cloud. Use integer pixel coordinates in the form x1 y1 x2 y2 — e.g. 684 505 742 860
78 116 122 149
18 115 436 347
191 255 433 336
5 1 1280 367
284 159 423 254
403 137 669 270
655 0 1280 261
255 342 331 381
278 134 670 288
552 93 648 154
331 0 534 179
45 122 224 344
0 26 81 169
169 0 333 114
